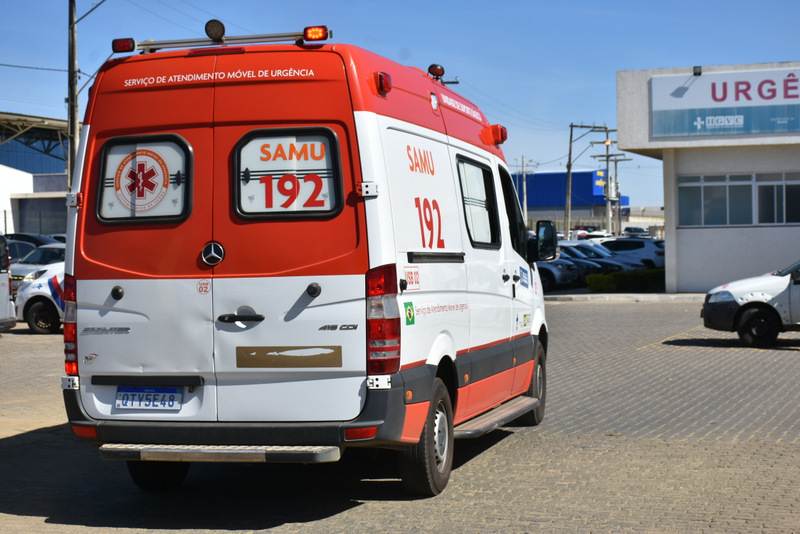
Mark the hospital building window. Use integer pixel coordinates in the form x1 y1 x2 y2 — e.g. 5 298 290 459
677 172 800 227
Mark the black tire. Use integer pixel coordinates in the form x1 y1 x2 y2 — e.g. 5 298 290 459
26 300 61 334
127 461 190 491
737 308 780 347
516 342 546 426
399 377 454 496
540 271 555 293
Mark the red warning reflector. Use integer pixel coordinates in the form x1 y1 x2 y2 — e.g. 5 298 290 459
71 425 98 439
377 72 392 95
345 427 378 441
112 38 136 53
480 124 508 146
303 26 331 41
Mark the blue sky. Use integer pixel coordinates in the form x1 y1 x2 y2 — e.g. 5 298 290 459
3 0 799 206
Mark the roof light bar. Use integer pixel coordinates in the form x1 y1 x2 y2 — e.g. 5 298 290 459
112 22 332 54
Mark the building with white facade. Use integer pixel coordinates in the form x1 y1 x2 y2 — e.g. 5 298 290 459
618 61 800 292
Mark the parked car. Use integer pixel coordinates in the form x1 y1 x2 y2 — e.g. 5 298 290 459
10 243 66 295
536 258 578 292
556 247 603 285
560 240 646 270
702 258 800 347
0 234 15 331
622 226 649 238
559 244 623 275
594 237 665 269
48 233 67 243
4 233 60 246
15 261 64 334
6 240 36 263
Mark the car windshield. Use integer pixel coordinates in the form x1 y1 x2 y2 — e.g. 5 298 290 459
775 259 800 276
19 247 65 265
562 247 588 260
577 244 612 258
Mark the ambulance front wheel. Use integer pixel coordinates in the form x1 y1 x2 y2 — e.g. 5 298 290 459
127 461 190 491
399 377 454 496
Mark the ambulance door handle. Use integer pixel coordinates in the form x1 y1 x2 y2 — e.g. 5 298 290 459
502 274 511 282
513 274 520 282
218 313 265 323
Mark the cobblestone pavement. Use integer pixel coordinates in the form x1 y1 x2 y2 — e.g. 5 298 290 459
1 299 799 533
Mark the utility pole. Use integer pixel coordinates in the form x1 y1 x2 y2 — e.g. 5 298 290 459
67 0 106 189
517 157 537 228
565 124 608 238
609 155 632 234
589 129 618 233
68 0 78 189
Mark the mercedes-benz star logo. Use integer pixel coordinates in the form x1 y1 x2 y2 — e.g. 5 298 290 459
201 242 225 266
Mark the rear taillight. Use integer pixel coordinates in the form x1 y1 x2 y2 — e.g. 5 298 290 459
63 274 78 376
366 264 401 375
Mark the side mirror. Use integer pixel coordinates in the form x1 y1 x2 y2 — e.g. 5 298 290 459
527 220 558 263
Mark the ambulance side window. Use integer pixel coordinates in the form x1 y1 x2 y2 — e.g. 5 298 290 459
97 136 192 224
457 158 500 248
234 129 343 220
499 167 528 259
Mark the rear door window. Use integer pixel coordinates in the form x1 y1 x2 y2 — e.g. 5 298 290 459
97 136 192 223
234 129 342 219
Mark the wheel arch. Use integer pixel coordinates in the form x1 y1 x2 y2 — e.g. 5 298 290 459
23 295 59 319
735 301 784 333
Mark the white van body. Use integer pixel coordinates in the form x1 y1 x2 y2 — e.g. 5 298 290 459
702 259 800 347
61 24 558 496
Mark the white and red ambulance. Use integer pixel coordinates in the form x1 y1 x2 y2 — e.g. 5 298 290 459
62 22 558 496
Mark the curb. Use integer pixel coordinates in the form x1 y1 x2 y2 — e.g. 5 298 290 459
544 292 706 303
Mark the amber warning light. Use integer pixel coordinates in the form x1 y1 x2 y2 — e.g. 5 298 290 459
304 26 332 41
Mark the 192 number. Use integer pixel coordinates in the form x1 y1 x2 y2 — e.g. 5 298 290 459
260 174 326 209
414 197 445 249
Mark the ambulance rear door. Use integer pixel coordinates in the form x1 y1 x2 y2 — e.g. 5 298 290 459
208 50 369 422
73 52 218 422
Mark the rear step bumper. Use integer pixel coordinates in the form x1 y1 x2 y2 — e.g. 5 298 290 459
100 443 342 463
454 396 538 439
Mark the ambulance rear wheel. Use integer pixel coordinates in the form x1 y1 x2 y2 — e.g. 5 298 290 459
127 461 190 491
399 377 454 496
516 342 546 426
26 300 61 334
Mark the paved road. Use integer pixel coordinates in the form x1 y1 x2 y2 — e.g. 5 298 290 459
2 298 800 532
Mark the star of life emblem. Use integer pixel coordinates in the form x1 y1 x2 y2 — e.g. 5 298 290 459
114 149 170 212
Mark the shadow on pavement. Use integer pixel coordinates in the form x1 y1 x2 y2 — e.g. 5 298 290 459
0 423 510 530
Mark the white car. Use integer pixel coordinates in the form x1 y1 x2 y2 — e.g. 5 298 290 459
15 261 64 334
702 259 800 347
591 237 665 269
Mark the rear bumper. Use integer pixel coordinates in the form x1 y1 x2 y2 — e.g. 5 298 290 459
64 365 436 460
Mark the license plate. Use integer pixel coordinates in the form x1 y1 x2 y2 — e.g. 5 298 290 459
115 386 183 411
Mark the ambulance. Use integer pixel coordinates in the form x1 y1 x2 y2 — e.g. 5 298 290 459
62 21 558 496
